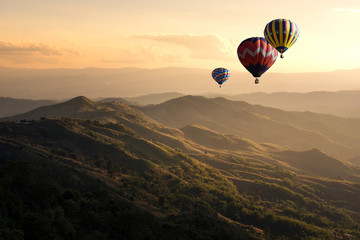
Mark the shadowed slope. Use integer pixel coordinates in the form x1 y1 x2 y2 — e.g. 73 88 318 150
181 124 263 152
275 148 360 181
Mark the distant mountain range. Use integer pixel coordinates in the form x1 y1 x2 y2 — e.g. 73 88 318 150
97 92 185 105
3 90 360 120
124 92 184 105
1 66 360 99
2 95 360 239
219 90 360 118
106 90 360 118
0 97 56 118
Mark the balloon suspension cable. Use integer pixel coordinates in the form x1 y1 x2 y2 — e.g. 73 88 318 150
280 53 284 59
255 78 259 84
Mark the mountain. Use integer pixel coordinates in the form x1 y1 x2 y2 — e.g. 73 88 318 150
2 115 360 238
2 67 360 99
97 97 133 105
4 95 360 175
97 92 184 106
0 97 55 118
2 95 360 180
220 90 360 118
277 148 359 180
97 90 360 117
124 92 185 105
137 95 360 159
0 96 204 155
1 96 105 120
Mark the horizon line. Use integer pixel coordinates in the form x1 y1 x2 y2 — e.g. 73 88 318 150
0 65 359 74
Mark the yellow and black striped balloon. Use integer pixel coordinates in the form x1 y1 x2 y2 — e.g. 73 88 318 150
264 19 299 58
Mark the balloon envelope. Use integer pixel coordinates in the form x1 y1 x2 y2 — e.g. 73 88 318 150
264 18 299 57
237 37 277 79
211 68 230 86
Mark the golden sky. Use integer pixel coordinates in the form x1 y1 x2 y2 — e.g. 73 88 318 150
1 0 360 73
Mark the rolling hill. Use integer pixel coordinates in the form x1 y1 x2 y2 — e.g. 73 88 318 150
2 96 360 238
3 95 360 179
1 118 360 239
137 95 360 159
0 119 360 239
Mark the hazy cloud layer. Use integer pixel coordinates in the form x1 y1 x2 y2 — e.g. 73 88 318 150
0 41 78 56
133 34 235 61
102 46 181 64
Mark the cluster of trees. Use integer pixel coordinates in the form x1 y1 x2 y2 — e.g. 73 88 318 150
1 118 360 239
119 161 359 239
0 159 259 240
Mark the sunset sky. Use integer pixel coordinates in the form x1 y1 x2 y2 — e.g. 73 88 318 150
1 0 360 73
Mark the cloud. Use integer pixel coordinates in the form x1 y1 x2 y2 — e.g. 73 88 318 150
333 8 360 14
102 46 182 64
133 34 235 61
0 41 79 56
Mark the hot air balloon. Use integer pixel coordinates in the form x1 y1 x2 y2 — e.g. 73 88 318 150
237 37 277 84
211 67 230 88
264 18 299 58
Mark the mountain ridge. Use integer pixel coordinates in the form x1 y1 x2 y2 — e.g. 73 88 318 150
138 95 360 159
220 90 360 118
2 95 360 180
2 66 360 99
0 97 56 118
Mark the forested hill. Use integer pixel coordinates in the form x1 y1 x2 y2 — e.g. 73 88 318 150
1 118 360 239
2 96 360 239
